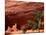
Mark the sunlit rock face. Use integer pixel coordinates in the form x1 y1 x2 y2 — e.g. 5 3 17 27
5 0 44 30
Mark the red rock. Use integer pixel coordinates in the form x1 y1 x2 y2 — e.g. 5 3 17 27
5 1 44 30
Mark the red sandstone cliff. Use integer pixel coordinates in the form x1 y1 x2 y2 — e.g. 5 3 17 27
5 1 44 30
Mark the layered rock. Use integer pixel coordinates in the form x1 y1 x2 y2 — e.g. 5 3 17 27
5 1 44 30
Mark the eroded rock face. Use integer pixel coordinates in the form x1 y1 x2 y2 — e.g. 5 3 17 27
5 1 44 30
